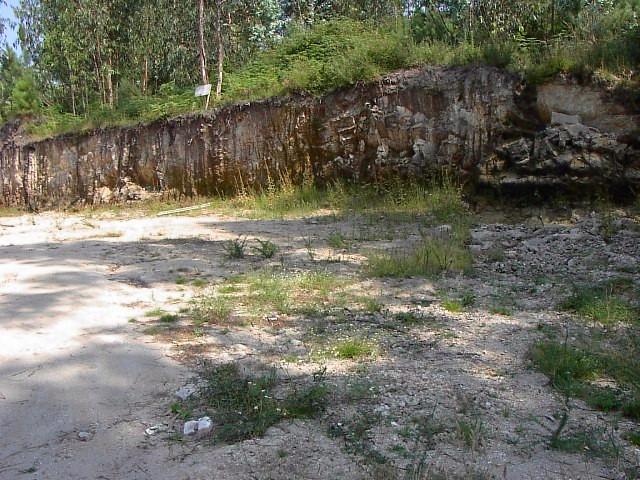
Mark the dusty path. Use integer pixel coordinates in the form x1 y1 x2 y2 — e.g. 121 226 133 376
0 213 365 480
0 214 198 479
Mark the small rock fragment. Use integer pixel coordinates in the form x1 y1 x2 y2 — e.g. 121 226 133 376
175 384 197 401
183 417 213 438
145 424 169 436
196 416 213 438
551 111 581 126
77 431 92 441
183 420 199 436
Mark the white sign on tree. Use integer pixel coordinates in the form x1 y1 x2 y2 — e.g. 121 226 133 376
195 84 212 97
195 84 212 109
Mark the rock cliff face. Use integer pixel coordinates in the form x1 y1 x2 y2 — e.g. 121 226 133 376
1 66 638 208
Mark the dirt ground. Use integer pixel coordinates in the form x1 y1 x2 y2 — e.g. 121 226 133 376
1 205 639 480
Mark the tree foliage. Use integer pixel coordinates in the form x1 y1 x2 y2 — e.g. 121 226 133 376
0 0 637 131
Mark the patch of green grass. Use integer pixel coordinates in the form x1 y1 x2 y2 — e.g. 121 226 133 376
175 276 188 285
0 206 25 217
189 293 233 325
622 399 640 420
222 177 468 224
159 313 179 323
170 402 192 420
550 427 620 459
191 278 208 288
192 327 205 337
394 311 424 326
442 299 464 313
145 307 168 317
333 339 377 360
560 285 636 324
327 231 351 250
228 174 327 220
489 305 513 316
627 431 640 447
142 325 167 335
531 337 640 420
356 296 383 313
218 284 242 294
530 341 600 396
367 234 472 278
460 292 476 308
217 269 348 321
200 363 328 443
585 387 622 412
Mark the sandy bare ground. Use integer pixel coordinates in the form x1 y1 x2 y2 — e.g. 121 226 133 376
0 209 639 480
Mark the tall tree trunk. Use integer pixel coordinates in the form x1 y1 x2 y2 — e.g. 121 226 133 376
105 57 114 108
93 51 106 105
142 55 149 94
198 0 209 84
215 0 224 98
70 84 76 115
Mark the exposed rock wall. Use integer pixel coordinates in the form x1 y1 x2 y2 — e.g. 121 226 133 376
1 66 638 208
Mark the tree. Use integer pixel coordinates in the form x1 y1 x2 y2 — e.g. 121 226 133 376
198 0 209 85
9 71 40 115
0 46 26 120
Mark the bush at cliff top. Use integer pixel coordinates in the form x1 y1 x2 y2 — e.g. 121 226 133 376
22 16 640 139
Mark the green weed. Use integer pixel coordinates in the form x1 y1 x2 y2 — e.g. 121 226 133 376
489 305 513 316
627 431 640 447
531 335 640 421
214 269 348 321
442 299 464 313
327 231 351 250
530 341 600 395
455 417 484 451
560 285 636 324
170 402 192 420
332 339 377 360
159 313 179 323
223 237 248 259
200 363 328 443
394 311 425 326
190 293 233 325
252 239 279 259
191 278 208 288
550 427 620 459
367 236 472 278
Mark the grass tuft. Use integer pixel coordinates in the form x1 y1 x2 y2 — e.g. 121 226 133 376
560 284 636 324
190 292 233 325
333 339 377 360
199 363 328 443
159 313 179 323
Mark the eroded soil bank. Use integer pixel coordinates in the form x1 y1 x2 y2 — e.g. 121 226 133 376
1 200 639 480
1 66 639 210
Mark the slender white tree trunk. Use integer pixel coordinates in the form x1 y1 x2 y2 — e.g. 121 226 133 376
198 0 209 84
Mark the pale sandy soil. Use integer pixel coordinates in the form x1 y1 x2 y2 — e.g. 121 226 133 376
0 208 639 480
